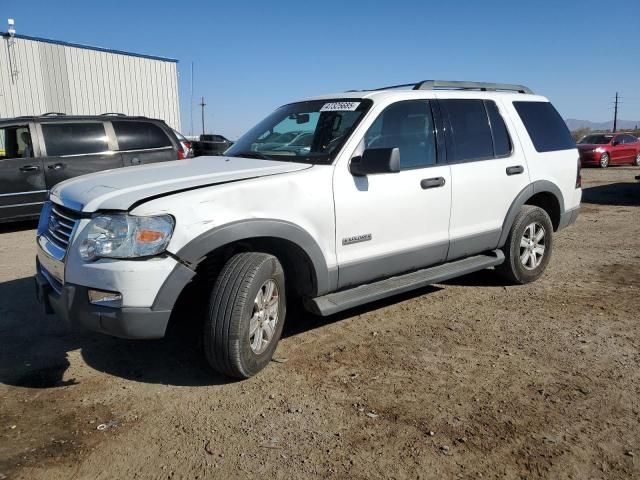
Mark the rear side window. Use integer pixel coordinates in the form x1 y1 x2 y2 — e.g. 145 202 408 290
485 101 512 157
42 123 109 156
113 121 172 151
440 99 494 162
513 101 575 152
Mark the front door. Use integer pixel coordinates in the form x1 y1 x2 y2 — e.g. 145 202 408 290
39 121 123 189
333 100 451 288
0 123 47 221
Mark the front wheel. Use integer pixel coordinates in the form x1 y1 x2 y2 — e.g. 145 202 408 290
204 252 286 378
634 152 640 166
599 152 610 168
496 205 553 285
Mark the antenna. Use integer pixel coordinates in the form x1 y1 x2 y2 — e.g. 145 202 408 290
7 18 15 36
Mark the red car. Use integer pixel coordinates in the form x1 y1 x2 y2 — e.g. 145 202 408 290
578 133 640 168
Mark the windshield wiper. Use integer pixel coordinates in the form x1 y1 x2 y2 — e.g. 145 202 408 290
230 151 271 160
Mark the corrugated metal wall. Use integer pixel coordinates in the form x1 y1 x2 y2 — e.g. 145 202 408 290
0 35 180 129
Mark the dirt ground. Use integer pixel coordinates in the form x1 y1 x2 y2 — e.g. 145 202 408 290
1 167 639 479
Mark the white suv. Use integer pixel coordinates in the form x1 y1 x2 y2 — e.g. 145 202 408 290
35 80 581 378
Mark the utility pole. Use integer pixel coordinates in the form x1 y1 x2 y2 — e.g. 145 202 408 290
200 96 206 136
189 62 194 137
613 92 619 133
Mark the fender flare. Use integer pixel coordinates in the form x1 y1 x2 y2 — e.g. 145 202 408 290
174 219 334 296
498 180 565 247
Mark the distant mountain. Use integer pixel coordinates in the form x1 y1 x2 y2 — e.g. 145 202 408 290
565 118 640 131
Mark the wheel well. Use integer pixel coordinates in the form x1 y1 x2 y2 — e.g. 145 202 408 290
192 237 318 299
525 192 561 230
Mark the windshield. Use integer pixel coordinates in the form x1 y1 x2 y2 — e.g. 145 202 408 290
226 99 373 164
579 134 612 145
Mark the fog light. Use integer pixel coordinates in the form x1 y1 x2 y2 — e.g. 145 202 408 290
88 289 122 308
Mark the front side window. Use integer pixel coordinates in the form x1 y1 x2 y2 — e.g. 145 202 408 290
42 123 109 156
226 99 373 164
513 101 575 152
0 125 33 159
363 100 437 169
113 121 172 151
440 99 494 162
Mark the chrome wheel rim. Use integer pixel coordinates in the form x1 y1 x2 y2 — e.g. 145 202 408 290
249 279 279 354
520 222 546 271
600 154 609 167
635 153 640 166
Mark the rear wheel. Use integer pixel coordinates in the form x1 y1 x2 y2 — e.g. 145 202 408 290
203 252 286 378
496 205 553 284
599 152 610 168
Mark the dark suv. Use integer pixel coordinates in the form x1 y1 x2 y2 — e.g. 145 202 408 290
0 114 185 223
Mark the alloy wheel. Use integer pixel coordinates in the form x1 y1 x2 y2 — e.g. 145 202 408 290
249 279 280 354
519 222 546 271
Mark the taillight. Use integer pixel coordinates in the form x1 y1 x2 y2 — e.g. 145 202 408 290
177 141 192 160
576 157 582 188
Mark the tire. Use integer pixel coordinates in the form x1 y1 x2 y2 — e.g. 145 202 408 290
496 205 553 285
204 252 286 378
599 152 610 168
634 153 640 167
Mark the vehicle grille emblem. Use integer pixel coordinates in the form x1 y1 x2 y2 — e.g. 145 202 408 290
49 216 60 232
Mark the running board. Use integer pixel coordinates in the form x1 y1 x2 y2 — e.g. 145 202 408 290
306 250 504 316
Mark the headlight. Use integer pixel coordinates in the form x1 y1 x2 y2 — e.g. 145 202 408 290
79 214 174 261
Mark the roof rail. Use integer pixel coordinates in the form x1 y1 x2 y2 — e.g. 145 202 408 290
101 112 126 116
351 80 534 94
41 112 67 116
413 80 533 94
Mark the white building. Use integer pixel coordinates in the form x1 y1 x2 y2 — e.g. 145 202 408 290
0 30 180 129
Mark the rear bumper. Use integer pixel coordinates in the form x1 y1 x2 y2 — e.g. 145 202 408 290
35 267 171 339
558 206 580 231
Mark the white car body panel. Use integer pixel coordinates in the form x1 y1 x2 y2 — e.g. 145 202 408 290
49 156 311 212
40 87 581 313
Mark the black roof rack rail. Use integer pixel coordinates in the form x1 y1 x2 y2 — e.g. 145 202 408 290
101 112 126 116
41 112 67 116
351 80 533 94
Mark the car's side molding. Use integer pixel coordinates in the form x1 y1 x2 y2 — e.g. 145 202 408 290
174 218 334 296
498 180 565 248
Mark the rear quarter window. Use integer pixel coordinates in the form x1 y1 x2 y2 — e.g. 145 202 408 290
513 101 575 152
113 121 173 151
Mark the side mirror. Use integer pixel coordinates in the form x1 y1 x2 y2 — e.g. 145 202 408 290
350 148 400 176
612 140 620 146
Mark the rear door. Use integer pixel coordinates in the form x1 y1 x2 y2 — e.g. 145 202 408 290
439 98 530 260
0 123 47 221
112 120 178 166
39 121 123 188
622 135 638 162
610 135 627 164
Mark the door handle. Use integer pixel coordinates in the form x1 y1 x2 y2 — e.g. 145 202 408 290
420 177 446 189
48 163 65 170
506 165 524 176
19 165 40 172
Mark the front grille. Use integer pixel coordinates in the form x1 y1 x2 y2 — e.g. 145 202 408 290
44 204 81 252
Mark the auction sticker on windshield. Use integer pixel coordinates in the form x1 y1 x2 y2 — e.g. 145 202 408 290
320 102 361 112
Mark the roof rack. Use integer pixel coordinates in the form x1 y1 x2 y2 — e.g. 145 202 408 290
101 112 126 116
354 80 533 94
41 112 67 116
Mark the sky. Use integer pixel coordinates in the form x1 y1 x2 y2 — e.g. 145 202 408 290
3 0 640 138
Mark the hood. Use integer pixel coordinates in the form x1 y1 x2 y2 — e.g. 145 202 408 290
50 156 312 213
